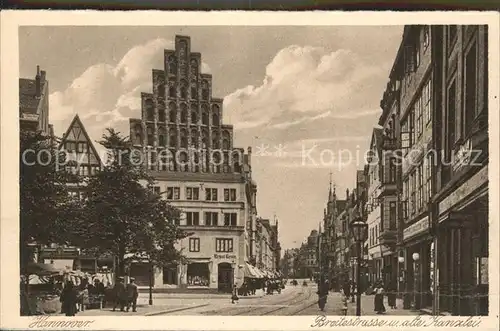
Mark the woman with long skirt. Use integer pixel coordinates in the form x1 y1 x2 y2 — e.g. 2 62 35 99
373 280 386 314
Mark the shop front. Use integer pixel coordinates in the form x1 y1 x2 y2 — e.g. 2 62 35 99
435 165 488 316
402 215 433 310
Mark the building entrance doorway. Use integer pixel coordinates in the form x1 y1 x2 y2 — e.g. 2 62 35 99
218 263 233 293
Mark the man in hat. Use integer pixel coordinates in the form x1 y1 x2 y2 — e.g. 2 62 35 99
126 277 139 312
112 277 127 312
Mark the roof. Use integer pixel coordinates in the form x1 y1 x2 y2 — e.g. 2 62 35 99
19 78 45 112
59 114 103 166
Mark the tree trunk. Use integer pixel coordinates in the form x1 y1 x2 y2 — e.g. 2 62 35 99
118 244 126 279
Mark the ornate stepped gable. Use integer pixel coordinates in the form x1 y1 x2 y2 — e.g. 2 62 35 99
129 35 243 174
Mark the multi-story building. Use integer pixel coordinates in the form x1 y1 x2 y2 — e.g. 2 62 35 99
365 128 387 283
128 35 253 292
19 65 53 137
281 248 299 278
303 229 319 279
433 25 489 316
256 218 276 273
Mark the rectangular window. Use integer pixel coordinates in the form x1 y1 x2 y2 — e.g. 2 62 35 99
389 202 397 230
418 164 424 211
389 158 397 183
448 80 457 153
216 238 234 253
66 141 76 152
166 187 180 200
186 212 200 226
152 186 160 195
426 154 433 201
410 111 416 148
424 79 432 124
224 213 237 226
186 187 200 200
224 188 237 202
401 119 410 153
464 41 478 133
204 212 218 226
189 238 200 252
205 188 217 201
410 172 416 215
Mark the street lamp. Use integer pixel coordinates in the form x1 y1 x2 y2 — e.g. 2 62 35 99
412 252 420 310
350 219 368 317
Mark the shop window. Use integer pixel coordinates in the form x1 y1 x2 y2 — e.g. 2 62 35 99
187 263 209 287
162 266 177 285
223 213 237 227
189 238 200 252
205 212 218 226
216 238 234 252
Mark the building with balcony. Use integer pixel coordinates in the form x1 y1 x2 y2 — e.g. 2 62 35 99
128 35 253 292
433 25 489 316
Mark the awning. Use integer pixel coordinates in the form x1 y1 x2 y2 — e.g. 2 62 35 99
26 262 64 276
243 263 261 278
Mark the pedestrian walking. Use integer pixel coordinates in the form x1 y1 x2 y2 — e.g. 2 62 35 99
342 280 351 298
112 277 127 312
126 277 139 312
373 280 386 314
386 279 397 309
317 279 329 311
231 285 239 304
60 280 78 316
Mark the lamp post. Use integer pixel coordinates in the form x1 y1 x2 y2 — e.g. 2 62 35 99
398 256 405 297
412 252 420 310
149 261 153 305
350 219 368 316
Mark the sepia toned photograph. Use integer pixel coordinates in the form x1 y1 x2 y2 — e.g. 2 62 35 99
1 11 498 330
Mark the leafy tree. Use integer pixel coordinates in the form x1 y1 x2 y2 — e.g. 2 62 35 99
72 128 189 280
19 130 82 273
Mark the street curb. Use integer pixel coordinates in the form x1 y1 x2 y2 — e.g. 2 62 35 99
144 303 209 316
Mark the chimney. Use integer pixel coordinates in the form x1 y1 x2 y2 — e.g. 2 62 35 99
40 70 46 82
346 189 349 201
247 146 252 167
35 65 41 98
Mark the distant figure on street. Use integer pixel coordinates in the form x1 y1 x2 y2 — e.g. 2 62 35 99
231 285 239 304
126 277 139 312
342 280 351 299
113 277 127 312
317 279 329 311
386 279 397 309
60 280 78 316
373 280 386 314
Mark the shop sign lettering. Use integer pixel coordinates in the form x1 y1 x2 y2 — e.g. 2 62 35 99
438 165 488 216
403 216 429 241
214 254 236 259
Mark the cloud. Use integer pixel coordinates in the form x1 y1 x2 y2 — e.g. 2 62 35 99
49 39 214 153
223 45 389 131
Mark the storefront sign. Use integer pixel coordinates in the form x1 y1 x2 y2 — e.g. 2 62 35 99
403 216 429 241
439 165 488 217
22 113 39 121
214 254 237 260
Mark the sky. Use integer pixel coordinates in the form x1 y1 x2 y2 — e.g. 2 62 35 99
19 25 404 251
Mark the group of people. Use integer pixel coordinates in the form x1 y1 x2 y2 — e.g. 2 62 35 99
58 276 138 316
232 278 285 304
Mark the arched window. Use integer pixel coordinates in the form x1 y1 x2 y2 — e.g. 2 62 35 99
168 148 176 171
191 128 199 148
134 124 142 145
169 102 177 123
169 80 176 98
147 126 154 146
192 152 200 172
168 55 177 75
191 103 198 124
180 80 188 100
233 151 242 173
145 99 154 121
190 81 198 99
180 129 188 148
223 152 230 172
169 130 177 148
180 104 188 124
158 107 166 122
212 104 220 126
212 131 220 149
179 151 188 172
202 80 209 100
158 127 166 147
222 131 230 150
190 59 198 77
157 83 165 98
212 152 221 173
201 129 209 149
201 104 209 125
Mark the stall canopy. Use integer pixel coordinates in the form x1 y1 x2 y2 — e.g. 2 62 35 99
25 262 63 276
244 262 263 279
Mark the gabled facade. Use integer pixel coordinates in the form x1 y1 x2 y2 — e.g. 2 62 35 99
19 65 52 137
